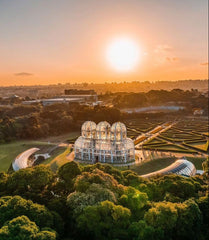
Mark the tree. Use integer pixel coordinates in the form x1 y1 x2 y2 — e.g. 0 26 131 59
144 202 178 237
76 201 131 240
6 165 54 197
197 195 209 239
174 199 202 240
83 163 124 183
67 183 117 216
0 196 54 229
74 169 121 193
119 186 148 217
58 161 82 192
128 220 164 240
0 215 56 240
0 172 8 193
202 157 209 177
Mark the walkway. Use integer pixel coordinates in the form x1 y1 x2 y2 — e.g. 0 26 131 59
135 122 175 148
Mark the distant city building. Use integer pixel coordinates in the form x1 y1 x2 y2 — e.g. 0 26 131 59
193 108 204 115
64 89 96 95
23 97 83 106
74 121 135 164
63 89 98 102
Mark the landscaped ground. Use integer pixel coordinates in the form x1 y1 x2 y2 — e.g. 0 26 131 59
0 141 56 172
129 157 177 175
125 119 163 139
0 131 80 172
127 119 209 155
118 156 206 175
47 146 72 172
38 131 80 144
1 119 208 175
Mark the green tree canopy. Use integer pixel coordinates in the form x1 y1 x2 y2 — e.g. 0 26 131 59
0 215 56 240
76 200 131 240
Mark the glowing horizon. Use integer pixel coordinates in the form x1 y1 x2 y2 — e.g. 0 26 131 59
0 0 208 86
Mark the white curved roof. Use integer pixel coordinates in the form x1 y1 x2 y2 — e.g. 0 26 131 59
141 159 196 178
12 148 40 171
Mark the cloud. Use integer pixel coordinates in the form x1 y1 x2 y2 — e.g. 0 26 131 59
154 45 173 53
166 57 179 62
153 45 179 65
14 72 33 77
200 62 208 66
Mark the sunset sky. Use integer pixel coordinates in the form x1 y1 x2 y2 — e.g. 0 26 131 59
0 0 208 86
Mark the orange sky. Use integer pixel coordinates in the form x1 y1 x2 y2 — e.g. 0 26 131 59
0 0 208 86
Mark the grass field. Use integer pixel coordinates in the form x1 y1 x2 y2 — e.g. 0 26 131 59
48 146 72 172
0 141 56 172
129 158 176 175
0 131 79 172
184 157 206 170
37 131 79 143
117 156 206 176
42 146 67 165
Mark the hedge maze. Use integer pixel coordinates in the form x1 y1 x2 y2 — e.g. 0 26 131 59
126 119 209 154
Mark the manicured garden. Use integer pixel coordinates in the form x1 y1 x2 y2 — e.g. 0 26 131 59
140 119 209 154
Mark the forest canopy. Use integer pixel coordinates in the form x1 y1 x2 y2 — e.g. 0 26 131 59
0 161 208 240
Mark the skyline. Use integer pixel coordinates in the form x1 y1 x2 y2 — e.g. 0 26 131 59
0 0 208 86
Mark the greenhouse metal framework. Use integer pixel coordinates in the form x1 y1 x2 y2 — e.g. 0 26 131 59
74 121 135 164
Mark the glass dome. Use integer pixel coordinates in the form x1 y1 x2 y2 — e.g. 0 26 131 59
124 138 135 150
74 136 94 161
111 122 127 141
74 136 84 149
74 121 135 164
96 121 111 139
81 121 96 139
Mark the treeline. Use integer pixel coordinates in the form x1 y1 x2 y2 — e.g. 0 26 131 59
0 160 208 239
0 103 121 143
1 80 208 98
109 89 208 111
0 89 208 143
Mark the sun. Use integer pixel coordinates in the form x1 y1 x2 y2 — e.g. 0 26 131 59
106 37 140 72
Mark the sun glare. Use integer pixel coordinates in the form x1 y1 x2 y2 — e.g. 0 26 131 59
106 37 140 72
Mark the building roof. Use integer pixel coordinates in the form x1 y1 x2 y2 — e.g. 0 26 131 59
140 159 196 178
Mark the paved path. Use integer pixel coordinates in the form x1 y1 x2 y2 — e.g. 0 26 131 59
135 122 175 148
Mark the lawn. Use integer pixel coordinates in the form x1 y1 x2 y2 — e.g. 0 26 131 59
42 146 67 165
0 141 56 172
37 131 80 143
129 157 176 175
185 156 206 170
120 156 206 176
185 141 209 152
48 146 72 172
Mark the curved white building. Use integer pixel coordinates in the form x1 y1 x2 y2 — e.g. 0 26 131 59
141 159 196 178
74 121 135 164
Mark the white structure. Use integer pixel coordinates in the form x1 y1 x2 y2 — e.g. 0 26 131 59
12 148 40 171
141 159 196 178
74 121 135 164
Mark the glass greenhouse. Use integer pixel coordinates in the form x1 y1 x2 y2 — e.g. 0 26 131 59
74 121 135 164
141 159 196 178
